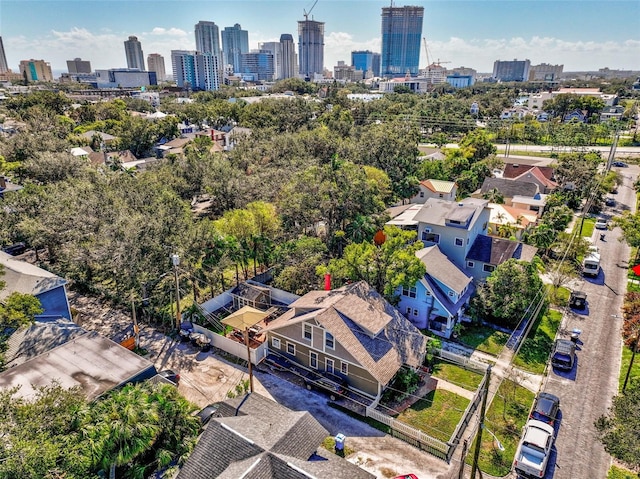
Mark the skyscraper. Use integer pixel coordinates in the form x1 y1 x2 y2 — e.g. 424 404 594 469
124 36 145 70
279 34 297 79
381 5 424 77
66 58 92 74
493 59 531 82
259 42 281 79
19 59 54 81
172 50 219 91
221 23 249 74
0 36 9 74
195 21 222 84
298 18 324 78
147 53 166 81
352 50 381 78
240 50 275 82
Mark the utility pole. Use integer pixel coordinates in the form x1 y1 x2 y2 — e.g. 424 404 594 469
623 332 639 393
171 254 181 331
244 327 254 392
470 365 492 479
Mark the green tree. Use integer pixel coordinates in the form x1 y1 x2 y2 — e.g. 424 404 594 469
613 212 640 261
0 292 43 329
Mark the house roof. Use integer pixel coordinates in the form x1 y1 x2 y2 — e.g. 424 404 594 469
512 194 547 207
0 251 67 300
421 273 475 319
413 197 489 229
513 167 558 189
386 203 422 226
489 203 537 228
70 146 93 156
467 234 526 265
79 130 117 141
264 281 427 385
416 246 472 295
503 163 554 181
176 393 374 479
479 177 540 198
421 179 456 194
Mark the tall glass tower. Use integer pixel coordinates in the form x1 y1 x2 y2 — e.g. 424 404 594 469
195 21 222 85
279 34 297 79
298 19 324 78
221 24 249 74
124 36 145 70
381 5 424 77
0 36 9 74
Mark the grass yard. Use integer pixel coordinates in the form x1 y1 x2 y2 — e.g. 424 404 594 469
609 465 639 479
576 217 595 238
546 284 570 307
458 324 509 356
431 359 484 392
512 309 562 374
396 389 470 443
468 379 535 477
619 344 640 392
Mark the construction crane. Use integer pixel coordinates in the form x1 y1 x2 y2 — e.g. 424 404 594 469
422 37 432 69
303 0 318 20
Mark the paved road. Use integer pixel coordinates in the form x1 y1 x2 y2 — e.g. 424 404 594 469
540 165 638 479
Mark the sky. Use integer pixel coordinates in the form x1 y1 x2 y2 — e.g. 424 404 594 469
0 0 638 76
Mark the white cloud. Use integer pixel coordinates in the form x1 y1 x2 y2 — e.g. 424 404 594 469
148 27 188 37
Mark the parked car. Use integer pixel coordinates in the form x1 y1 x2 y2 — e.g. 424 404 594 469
605 197 616 207
530 392 560 425
613 161 628 167
595 218 608 230
158 369 180 386
303 372 348 401
194 403 219 426
569 290 587 309
2 242 26 256
513 419 555 478
551 339 576 371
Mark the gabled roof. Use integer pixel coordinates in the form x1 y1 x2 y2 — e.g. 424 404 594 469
421 179 456 194
467 234 524 265
0 251 66 300
513 167 557 189
176 393 374 479
416 246 472 295
479 177 539 198
413 197 489 229
79 130 117 141
264 281 427 385
503 163 554 181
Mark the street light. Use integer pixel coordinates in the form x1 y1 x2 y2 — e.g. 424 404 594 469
482 424 505 451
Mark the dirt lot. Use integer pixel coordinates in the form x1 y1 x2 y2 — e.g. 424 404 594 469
69 291 455 479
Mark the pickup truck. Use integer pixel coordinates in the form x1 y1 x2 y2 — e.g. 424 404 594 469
513 419 555 478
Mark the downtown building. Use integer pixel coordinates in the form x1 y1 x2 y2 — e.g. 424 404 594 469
147 53 166 82
221 23 249 74
124 36 145 70
19 59 54 81
240 50 275 82
352 50 381 78
195 20 223 83
298 17 324 78
0 36 8 74
66 57 92 74
381 5 424 78
171 50 220 91
279 34 298 79
493 59 531 82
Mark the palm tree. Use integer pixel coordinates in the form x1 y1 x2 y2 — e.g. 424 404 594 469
483 188 504 204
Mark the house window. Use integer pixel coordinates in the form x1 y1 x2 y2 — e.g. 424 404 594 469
271 337 281 349
340 361 348 375
455 237 464 247
483 264 496 273
287 342 296 355
303 324 312 341
467 261 475 268
448 291 454 297
326 358 334 374
402 286 417 298
439 193 444 198
419 191 424 198
325 332 335 350
413 309 419 316
406 306 412 315
426 290 432 296
310 351 318 369
422 232 440 243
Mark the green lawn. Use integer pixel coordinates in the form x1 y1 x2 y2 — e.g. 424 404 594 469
546 284 570 307
512 309 563 374
431 360 484 392
619 344 640 392
576 217 595 238
468 380 536 477
396 389 470 443
609 465 639 479
458 324 509 356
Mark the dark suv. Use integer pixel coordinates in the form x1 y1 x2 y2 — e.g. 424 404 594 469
530 392 560 425
304 372 347 401
551 339 576 371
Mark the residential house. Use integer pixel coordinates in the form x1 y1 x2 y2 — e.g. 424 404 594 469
397 246 475 339
89 149 138 167
70 146 93 157
488 203 537 239
263 281 427 399
502 163 554 183
600 105 625 122
0 251 72 320
79 130 118 146
410 179 457 204
512 194 547 216
563 109 588 123
502 165 557 194
176 392 374 479
466 235 537 281
155 137 192 157
475 177 541 206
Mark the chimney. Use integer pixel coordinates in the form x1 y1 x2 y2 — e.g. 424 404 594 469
324 273 331 291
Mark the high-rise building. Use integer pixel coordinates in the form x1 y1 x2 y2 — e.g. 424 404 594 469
493 59 531 82
279 34 297 79
195 21 222 84
0 36 9 74
240 50 275 82
124 36 145 70
259 42 281 79
147 53 166 81
66 58 92 74
221 23 249 74
381 5 424 77
529 63 563 81
351 50 381 78
171 50 219 91
298 18 324 78
19 59 54 81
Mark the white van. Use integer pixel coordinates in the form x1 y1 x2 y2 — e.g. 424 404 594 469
582 243 601 277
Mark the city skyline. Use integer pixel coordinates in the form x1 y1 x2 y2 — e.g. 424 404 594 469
0 0 638 76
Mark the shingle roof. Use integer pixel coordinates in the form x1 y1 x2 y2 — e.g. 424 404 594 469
467 234 522 265
479 177 540 198
416 246 472 295
421 179 456 194
176 393 374 479
412 197 488 229
0 251 66 300
503 163 554 180
514 167 557 189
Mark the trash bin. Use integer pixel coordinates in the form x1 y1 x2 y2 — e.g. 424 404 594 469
334 433 346 453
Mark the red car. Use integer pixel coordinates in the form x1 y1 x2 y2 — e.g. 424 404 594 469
394 475 419 479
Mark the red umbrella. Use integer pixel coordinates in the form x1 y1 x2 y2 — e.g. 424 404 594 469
632 264 640 276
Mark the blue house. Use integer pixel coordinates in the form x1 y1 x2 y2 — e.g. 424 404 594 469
397 246 475 338
0 251 72 320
